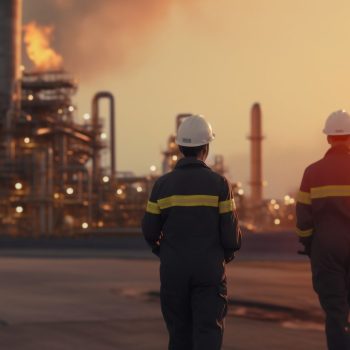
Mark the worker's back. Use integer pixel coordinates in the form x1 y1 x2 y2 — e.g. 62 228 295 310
144 157 239 269
298 144 350 255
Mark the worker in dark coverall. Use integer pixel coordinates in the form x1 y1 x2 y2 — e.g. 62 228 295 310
296 110 350 350
142 115 241 350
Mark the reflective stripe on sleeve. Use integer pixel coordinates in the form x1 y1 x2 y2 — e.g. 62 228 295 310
146 201 161 214
311 185 350 199
219 199 235 214
297 191 311 205
157 195 219 210
296 227 313 237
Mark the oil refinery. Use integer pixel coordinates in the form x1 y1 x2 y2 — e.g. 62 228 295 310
0 0 296 237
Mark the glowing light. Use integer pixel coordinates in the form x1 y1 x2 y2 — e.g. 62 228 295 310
53 193 60 199
270 199 276 205
83 113 90 121
102 176 110 183
20 65 25 72
66 187 74 195
274 218 281 225
289 198 295 204
101 132 107 140
137 186 143 193
15 182 23 190
172 155 178 161
116 189 123 195
238 189 244 196
24 137 31 144
58 108 63 114
97 221 104 228
81 222 89 229
68 105 74 112
26 114 32 121
288 214 294 220
23 21 63 71
16 206 24 214
27 94 34 101
284 195 291 201
273 204 280 210
150 165 157 172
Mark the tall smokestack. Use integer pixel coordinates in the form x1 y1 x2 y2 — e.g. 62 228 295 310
0 0 22 119
248 103 264 205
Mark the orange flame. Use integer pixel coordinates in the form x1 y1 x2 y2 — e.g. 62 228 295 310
24 21 63 71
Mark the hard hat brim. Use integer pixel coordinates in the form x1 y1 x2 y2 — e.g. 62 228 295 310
175 135 215 147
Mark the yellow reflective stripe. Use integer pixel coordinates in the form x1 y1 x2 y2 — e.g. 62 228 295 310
219 199 235 214
158 195 219 210
296 227 313 237
146 201 160 214
297 191 311 205
311 185 350 199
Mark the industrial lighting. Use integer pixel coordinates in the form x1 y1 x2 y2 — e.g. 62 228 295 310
81 222 89 229
274 218 281 225
116 189 123 195
102 176 110 183
83 113 91 121
136 186 143 193
14 182 23 190
15 206 24 214
27 94 34 101
68 106 75 112
24 137 30 144
238 189 244 196
172 155 178 161
100 132 107 140
150 165 157 172
66 187 74 195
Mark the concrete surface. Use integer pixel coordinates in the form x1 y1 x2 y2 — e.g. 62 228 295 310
0 256 326 349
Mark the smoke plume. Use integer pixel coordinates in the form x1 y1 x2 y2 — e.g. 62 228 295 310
23 0 197 78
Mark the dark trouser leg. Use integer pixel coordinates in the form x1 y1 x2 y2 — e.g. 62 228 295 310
312 265 350 350
160 287 192 350
191 280 227 350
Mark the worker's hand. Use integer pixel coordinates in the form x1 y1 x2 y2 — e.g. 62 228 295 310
224 250 235 263
151 243 160 257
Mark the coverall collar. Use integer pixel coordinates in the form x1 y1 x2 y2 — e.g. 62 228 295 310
175 157 210 169
325 144 350 157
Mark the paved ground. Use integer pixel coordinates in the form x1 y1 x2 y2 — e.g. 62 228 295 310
0 255 326 350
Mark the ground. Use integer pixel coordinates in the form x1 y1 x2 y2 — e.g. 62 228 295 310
0 251 326 350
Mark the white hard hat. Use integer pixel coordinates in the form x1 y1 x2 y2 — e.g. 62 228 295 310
175 115 215 147
323 110 350 135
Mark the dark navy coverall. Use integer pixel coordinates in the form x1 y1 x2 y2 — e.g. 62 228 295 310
142 157 241 350
296 145 350 350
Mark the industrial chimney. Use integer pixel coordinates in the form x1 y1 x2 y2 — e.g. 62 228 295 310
248 103 264 205
0 0 22 119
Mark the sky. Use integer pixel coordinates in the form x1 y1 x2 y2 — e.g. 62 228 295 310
23 0 350 198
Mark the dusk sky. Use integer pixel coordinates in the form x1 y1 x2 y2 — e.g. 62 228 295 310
23 0 349 198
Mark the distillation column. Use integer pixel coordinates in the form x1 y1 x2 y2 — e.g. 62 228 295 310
0 0 21 118
248 103 264 205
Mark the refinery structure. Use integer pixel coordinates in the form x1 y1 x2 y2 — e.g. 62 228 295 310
0 0 296 237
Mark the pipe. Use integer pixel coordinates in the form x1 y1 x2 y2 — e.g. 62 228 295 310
92 91 116 183
248 103 264 205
